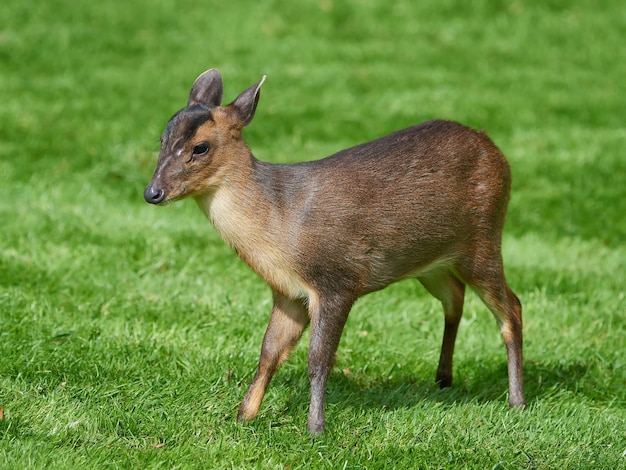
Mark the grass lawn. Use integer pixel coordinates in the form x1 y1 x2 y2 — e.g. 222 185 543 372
1 0 625 468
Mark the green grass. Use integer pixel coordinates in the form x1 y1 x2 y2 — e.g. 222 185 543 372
1 0 625 468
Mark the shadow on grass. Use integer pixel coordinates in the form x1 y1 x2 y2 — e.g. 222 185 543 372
276 357 624 414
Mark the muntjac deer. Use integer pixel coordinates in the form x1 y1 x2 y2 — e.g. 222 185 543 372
144 69 525 433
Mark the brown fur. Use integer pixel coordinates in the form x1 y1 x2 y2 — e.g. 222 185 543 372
144 69 525 433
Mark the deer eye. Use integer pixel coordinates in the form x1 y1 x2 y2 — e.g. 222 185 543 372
193 142 210 156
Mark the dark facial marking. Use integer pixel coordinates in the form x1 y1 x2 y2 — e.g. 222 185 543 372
162 104 214 151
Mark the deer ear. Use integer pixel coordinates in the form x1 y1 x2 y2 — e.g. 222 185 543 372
188 69 224 107
229 75 266 127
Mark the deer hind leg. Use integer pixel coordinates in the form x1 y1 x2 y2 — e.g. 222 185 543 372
418 270 466 388
237 292 309 422
458 254 525 408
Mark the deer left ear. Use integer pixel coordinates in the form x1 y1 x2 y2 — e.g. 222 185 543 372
188 68 224 107
229 75 266 128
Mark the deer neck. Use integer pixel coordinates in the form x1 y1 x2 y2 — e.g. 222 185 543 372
195 156 311 300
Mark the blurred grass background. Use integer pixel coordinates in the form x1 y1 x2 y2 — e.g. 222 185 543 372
1 0 625 468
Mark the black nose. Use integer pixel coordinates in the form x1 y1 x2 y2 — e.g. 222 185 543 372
144 185 165 204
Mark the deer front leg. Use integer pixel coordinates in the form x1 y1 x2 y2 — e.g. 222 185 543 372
306 294 354 434
237 292 309 422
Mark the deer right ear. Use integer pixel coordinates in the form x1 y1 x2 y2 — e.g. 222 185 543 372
188 69 224 107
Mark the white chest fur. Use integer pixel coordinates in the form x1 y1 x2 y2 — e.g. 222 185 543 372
197 188 312 303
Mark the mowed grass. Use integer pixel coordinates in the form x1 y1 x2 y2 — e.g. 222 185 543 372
1 0 625 468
